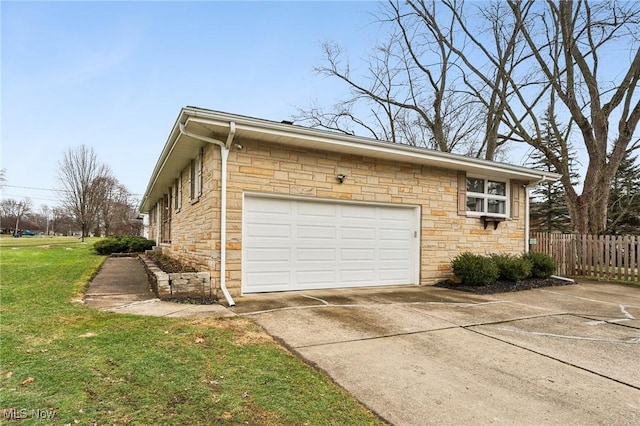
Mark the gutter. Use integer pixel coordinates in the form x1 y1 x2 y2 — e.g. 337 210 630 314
178 120 236 307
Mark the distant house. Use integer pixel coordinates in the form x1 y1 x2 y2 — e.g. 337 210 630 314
140 107 559 305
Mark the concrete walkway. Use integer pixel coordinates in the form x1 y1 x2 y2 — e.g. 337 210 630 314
232 282 640 425
84 257 235 318
83 260 640 424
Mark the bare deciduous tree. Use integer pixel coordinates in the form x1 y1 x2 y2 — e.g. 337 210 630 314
507 0 640 234
58 145 112 241
301 0 640 234
296 3 486 155
1 198 32 235
93 176 138 236
39 205 51 236
50 206 73 236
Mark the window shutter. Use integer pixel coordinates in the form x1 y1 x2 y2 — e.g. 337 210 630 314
457 171 467 216
173 179 179 211
177 174 182 209
510 181 521 219
189 159 195 200
197 147 203 197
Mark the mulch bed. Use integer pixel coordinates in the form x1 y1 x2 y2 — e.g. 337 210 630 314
435 277 575 294
145 251 197 274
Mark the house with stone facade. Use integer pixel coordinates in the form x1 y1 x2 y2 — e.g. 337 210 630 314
140 107 559 306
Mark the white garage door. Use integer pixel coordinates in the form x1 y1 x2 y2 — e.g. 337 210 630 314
242 195 419 293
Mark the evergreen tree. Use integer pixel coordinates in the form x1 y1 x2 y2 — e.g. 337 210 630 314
607 156 640 235
526 113 580 233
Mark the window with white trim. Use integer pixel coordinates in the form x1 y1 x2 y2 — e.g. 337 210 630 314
174 175 182 212
465 177 508 216
190 148 203 202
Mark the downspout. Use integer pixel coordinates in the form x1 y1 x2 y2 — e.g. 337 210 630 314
524 175 550 253
219 122 236 307
524 188 530 253
178 121 236 307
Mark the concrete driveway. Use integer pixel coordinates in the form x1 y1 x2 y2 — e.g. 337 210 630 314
231 282 640 425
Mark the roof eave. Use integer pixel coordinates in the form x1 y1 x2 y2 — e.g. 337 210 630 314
140 107 561 213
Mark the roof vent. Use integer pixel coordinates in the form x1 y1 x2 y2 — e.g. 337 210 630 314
281 120 294 125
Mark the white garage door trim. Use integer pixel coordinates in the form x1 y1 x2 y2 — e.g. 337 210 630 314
242 193 420 294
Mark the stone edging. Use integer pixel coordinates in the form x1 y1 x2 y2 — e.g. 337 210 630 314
138 254 212 300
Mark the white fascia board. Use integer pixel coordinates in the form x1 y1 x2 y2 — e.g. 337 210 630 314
140 107 561 212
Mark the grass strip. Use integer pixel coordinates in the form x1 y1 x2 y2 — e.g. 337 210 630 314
0 239 381 425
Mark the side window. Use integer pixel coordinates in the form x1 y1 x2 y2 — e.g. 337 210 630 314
465 177 485 213
190 148 203 201
465 176 508 217
174 175 182 212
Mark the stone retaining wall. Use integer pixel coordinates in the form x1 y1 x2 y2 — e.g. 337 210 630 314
139 254 212 300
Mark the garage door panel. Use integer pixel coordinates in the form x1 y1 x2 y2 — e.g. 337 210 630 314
246 223 291 238
296 270 336 285
341 227 376 240
380 229 411 241
297 248 336 261
380 269 410 285
297 202 336 217
340 269 376 284
380 206 411 218
297 225 337 239
245 271 291 286
296 254 338 266
341 205 376 218
246 248 290 262
380 248 412 260
246 197 291 214
380 220 413 229
243 196 417 293
341 248 376 260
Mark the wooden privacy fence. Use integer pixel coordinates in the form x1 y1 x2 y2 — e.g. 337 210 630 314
530 233 640 282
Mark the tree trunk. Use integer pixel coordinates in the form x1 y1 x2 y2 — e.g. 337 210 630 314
570 176 614 235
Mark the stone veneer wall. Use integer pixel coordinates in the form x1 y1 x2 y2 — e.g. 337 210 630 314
148 138 527 298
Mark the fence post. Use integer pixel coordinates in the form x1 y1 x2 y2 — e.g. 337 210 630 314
604 234 610 278
615 235 621 280
630 236 640 281
624 235 630 281
569 234 576 276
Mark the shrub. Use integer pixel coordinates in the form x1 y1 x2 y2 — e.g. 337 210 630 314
523 251 557 278
451 252 499 286
93 236 155 255
490 253 532 281
93 237 126 255
122 236 156 253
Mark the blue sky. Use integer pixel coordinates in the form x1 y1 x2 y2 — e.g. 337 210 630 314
2 1 385 209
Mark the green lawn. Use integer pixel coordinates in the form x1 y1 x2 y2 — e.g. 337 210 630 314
0 239 381 425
